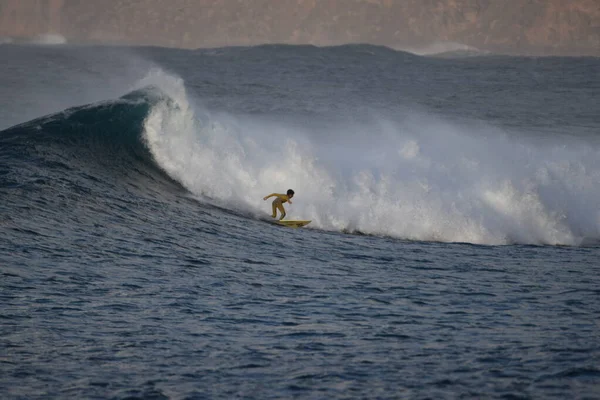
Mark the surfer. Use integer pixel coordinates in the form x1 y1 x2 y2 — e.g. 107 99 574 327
263 189 295 220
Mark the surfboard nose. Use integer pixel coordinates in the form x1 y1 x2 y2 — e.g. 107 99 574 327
276 220 311 228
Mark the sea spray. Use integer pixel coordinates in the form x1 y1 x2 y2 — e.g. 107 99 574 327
138 69 600 245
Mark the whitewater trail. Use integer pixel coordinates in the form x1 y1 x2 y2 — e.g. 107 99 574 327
138 69 600 246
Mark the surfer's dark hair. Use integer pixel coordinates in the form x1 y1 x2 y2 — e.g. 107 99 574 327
287 189 295 196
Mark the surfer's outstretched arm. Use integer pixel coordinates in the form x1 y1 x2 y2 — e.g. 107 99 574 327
263 193 282 200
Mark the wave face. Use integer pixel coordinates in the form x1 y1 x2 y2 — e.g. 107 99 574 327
2 45 599 246
0 83 184 216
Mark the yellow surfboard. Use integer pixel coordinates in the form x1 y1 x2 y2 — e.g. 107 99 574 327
276 220 311 228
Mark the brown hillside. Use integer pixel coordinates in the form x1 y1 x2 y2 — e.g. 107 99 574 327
0 0 599 55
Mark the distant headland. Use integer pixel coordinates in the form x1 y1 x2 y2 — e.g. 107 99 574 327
1 0 599 56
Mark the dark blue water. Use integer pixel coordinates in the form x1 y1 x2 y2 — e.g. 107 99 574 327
1 44 599 399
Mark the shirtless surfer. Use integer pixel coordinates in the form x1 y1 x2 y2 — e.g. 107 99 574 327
263 189 295 220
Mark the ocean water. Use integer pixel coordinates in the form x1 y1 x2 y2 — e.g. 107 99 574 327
1 44 599 399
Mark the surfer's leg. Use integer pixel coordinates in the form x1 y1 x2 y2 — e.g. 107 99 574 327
277 204 286 220
271 201 277 218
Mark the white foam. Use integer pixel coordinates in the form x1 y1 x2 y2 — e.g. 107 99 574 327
31 33 67 45
140 70 600 246
402 41 487 56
